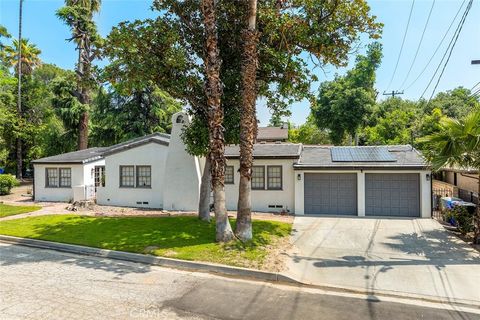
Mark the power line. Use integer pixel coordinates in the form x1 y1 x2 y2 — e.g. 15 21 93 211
399 0 436 89
386 0 416 90
404 0 466 91
419 0 472 100
426 0 473 102
470 81 480 92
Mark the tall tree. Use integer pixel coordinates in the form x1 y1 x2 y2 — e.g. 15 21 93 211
90 86 181 146
102 0 381 236
235 0 259 241
202 0 234 241
0 24 11 69
312 42 383 145
420 109 480 244
4 39 41 74
4 36 42 179
17 0 23 180
57 0 101 150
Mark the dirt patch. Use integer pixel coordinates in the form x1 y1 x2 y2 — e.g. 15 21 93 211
91 205 294 224
0 183 34 202
260 235 294 272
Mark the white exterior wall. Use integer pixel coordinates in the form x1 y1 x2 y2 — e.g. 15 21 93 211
163 112 202 211
33 161 104 202
294 170 432 218
82 161 104 187
224 159 296 213
96 143 168 208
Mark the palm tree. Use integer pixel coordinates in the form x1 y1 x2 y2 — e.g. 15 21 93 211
201 0 234 242
57 0 101 150
17 0 23 180
4 39 41 75
420 109 480 244
235 0 259 241
0 24 10 49
3 36 41 180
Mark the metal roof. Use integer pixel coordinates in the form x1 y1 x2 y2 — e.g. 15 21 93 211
295 145 428 170
225 143 302 159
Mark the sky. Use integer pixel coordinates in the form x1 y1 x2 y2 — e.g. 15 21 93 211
1 0 479 126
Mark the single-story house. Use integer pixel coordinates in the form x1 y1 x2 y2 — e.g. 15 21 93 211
435 167 479 204
33 111 432 217
256 124 289 142
32 148 106 202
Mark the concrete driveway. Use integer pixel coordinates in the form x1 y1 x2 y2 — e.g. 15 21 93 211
285 216 480 304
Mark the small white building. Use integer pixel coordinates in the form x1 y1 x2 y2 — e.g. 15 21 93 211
32 148 105 202
33 111 432 218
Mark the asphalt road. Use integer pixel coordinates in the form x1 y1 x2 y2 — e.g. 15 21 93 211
0 243 479 320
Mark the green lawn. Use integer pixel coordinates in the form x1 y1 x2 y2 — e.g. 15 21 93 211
0 215 291 268
0 204 42 218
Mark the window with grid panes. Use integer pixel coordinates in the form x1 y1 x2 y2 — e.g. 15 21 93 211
251 166 265 190
136 166 151 188
46 168 59 187
59 168 72 187
120 166 135 187
225 166 234 184
267 166 282 190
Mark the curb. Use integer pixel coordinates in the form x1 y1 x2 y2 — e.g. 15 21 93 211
1 235 479 310
0 235 297 284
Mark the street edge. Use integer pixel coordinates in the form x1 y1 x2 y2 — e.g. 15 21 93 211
1 234 479 310
0 234 296 283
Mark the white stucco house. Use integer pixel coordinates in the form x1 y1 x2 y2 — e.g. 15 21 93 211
33 111 432 218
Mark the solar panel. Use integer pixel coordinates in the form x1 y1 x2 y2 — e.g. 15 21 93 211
331 147 396 162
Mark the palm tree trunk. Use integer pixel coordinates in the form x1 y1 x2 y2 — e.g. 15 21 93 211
235 0 259 241
198 156 211 221
16 0 23 180
202 0 233 242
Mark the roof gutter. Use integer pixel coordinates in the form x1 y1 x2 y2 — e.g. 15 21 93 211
225 155 300 160
293 165 431 171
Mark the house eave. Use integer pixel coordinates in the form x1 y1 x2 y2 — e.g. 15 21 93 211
293 165 430 171
102 139 169 157
225 155 300 160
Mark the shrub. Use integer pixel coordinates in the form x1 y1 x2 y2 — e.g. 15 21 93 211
443 206 474 235
0 174 20 195
452 206 474 235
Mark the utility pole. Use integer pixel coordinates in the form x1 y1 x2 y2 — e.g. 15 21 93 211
382 90 404 98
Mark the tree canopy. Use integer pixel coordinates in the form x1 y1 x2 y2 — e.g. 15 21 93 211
311 42 383 145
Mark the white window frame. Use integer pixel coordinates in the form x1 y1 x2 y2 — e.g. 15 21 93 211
119 165 135 188
136 165 152 188
267 165 282 190
225 165 234 184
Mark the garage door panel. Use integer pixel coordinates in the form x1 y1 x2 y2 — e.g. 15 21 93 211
304 173 357 215
365 173 420 217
